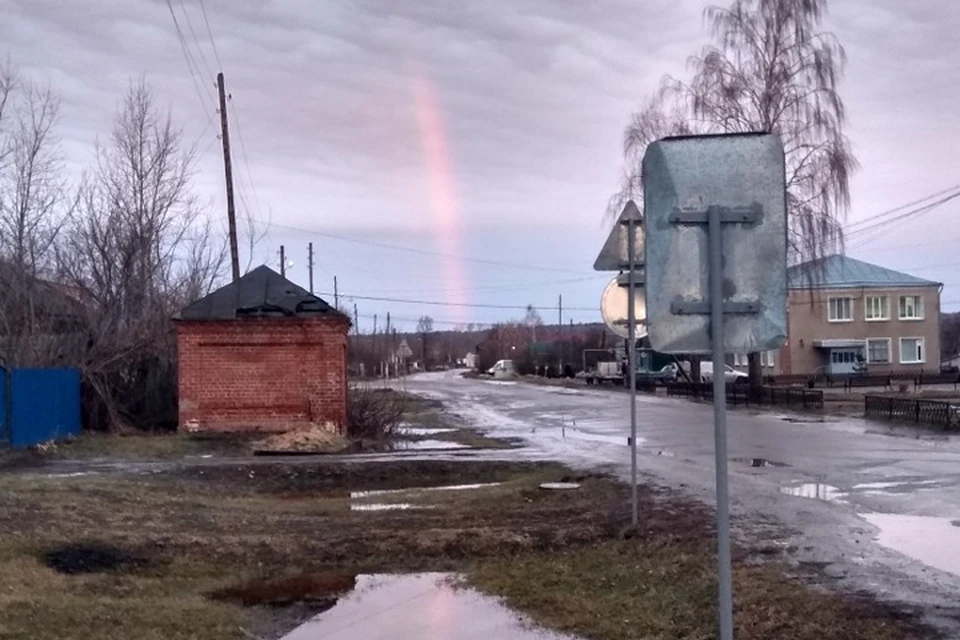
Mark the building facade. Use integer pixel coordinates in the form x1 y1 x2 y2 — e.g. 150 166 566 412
775 255 941 376
176 266 350 433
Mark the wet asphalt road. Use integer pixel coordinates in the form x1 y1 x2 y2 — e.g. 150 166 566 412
405 372 960 634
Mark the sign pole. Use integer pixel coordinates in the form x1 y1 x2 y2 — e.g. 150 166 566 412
709 206 734 640
627 216 638 527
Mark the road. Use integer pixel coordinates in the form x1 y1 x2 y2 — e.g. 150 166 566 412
406 371 960 633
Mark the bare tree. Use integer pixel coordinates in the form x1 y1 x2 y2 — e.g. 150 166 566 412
416 315 433 368
611 0 857 385
59 80 225 429
0 63 73 366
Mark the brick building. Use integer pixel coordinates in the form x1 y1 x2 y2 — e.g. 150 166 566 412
176 266 350 433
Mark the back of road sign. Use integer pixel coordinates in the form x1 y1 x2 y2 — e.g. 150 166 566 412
642 133 788 355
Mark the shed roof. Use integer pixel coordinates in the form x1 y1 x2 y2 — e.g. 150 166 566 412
787 255 939 290
178 265 346 321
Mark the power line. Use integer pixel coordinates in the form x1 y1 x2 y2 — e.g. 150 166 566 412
229 101 267 221
197 0 223 70
846 191 960 249
164 0 216 129
177 0 216 85
261 220 585 275
845 183 960 230
316 290 597 312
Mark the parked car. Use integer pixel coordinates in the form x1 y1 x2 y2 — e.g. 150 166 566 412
700 362 749 384
486 359 516 378
637 363 679 383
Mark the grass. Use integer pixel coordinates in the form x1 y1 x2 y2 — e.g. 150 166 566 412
0 459 927 640
471 543 917 640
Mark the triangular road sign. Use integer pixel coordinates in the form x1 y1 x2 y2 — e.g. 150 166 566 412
593 200 644 271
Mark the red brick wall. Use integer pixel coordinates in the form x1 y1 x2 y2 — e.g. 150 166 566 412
176 317 349 433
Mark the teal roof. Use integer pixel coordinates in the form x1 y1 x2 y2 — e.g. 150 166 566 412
787 255 939 290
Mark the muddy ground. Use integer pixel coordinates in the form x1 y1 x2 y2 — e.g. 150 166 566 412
0 395 939 640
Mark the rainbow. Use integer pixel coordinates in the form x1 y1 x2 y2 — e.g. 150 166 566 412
412 69 469 323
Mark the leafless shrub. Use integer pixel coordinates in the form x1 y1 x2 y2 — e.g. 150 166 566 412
348 385 407 440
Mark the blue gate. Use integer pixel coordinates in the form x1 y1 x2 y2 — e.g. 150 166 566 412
0 368 81 449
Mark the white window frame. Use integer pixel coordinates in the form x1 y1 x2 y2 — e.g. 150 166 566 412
864 295 889 322
760 350 776 367
733 353 747 367
899 337 925 364
828 296 853 323
898 295 924 321
866 338 891 364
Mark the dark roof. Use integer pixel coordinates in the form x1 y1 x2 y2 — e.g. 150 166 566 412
787 255 939 290
178 265 346 321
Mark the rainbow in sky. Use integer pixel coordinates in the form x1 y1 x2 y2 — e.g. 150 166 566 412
412 69 469 324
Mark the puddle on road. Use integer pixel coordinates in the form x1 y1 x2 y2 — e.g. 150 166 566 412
389 439 470 451
398 426 458 436
734 457 790 468
350 503 433 512
862 513 960 577
780 483 846 503
350 483 502 499
563 428 637 447
281 573 579 640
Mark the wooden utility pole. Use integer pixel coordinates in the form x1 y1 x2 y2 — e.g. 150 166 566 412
308 242 314 293
334 276 339 309
353 304 359 336
217 73 240 282
279 245 286 277
558 294 563 372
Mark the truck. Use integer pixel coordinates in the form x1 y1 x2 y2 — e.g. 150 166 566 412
582 360 624 385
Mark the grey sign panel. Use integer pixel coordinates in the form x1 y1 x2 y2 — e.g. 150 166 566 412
593 200 644 271
642 133 787 354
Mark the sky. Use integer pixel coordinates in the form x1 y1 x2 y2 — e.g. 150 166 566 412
2 0 959 331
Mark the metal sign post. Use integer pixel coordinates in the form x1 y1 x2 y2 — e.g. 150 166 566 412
642 134 788 640
594 200 645 526
626 215 638 527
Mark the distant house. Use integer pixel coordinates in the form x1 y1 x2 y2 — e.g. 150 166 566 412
175 266 351 433
463 352 478 369
742 255 941 377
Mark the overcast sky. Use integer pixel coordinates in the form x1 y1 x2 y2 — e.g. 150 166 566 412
2 0 959 330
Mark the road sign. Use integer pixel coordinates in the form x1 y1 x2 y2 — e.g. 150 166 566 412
593 200 644 271
600 277 647 340
642 133 787 355
642 132 788 640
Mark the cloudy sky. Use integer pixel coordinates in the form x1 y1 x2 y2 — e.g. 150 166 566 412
2 0 959 330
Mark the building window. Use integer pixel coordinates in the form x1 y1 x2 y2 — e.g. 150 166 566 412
828 297 853 322
899 295 924 320
761 351 776 367
864 296 889 321
899 337 925 364
733 353 747 367
866 338 891 364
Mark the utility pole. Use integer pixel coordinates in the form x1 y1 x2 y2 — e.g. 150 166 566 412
558 294 563 373
217 73 240 283
279 245 286 277
334 276 339 309
353 304 359 336
308 242 314 293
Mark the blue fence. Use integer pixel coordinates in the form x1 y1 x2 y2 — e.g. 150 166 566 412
0 368 81 449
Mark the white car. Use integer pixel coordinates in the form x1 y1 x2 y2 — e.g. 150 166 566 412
700 362 749 384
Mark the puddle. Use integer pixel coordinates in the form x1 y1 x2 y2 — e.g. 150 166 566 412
44 543 157 575
212 570 356 606
281 573 578 640
399 427 458 436
564 428 634 447
734 457 790 468
779 483 845 503
351 482 502 499
862 513 960 577
540 482 581 490
350 503 433 512
390 440 470 451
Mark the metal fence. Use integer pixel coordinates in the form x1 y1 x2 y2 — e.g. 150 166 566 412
864 395 957 429
0 368 82 449
666 382 823 409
